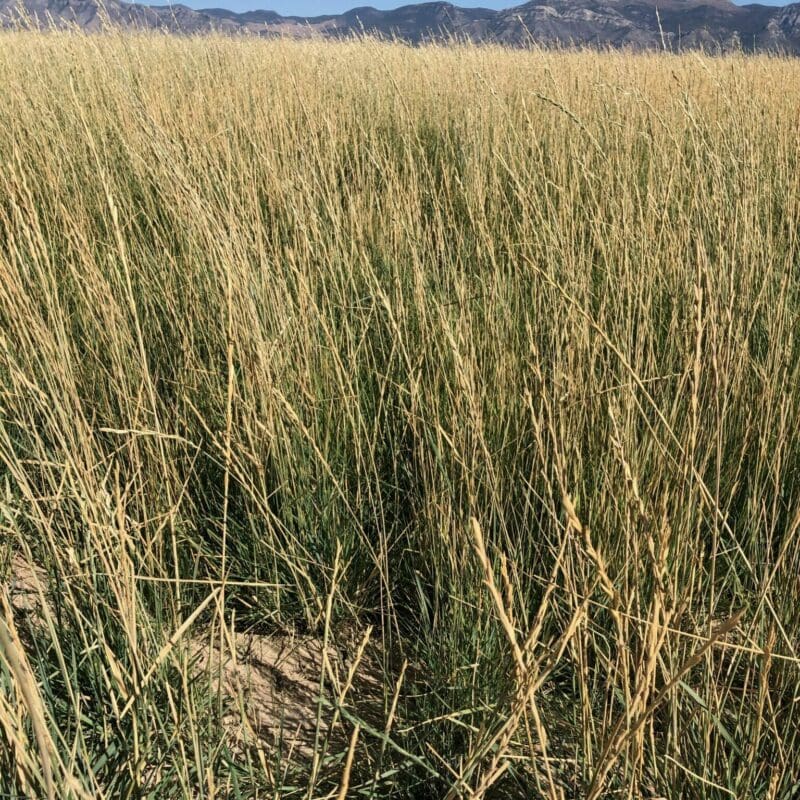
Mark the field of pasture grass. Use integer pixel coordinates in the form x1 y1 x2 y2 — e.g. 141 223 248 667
1 31 800 799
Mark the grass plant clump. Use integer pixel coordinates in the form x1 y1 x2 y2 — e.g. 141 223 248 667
1 30 800 798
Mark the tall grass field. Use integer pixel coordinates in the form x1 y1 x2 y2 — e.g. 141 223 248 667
1 31 800 799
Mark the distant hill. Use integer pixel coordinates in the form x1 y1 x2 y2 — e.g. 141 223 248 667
2 0 800 52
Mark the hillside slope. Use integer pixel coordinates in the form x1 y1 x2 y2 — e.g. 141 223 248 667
2 1 800 54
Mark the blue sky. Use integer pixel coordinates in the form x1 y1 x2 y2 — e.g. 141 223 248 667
161 0 785 17
193 1 509 13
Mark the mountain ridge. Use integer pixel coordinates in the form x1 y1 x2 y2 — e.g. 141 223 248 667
2 0 800 52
